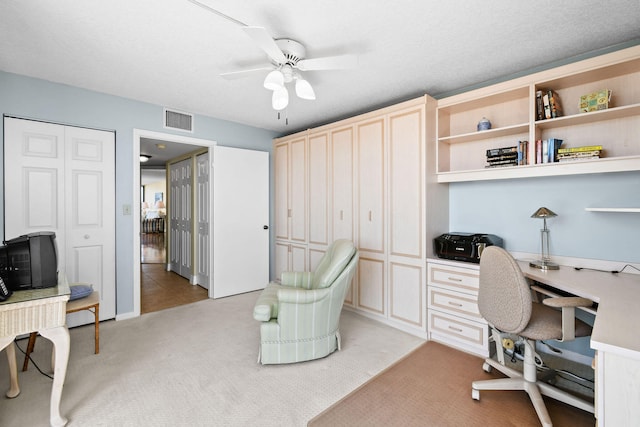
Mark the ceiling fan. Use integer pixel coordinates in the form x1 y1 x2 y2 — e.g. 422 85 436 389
221 26 358 111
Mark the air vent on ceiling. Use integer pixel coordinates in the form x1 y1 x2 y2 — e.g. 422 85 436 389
164 108 194 132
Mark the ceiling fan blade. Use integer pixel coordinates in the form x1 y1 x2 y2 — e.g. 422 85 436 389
220 66 273 80
242 26 286 64
296 54 358 71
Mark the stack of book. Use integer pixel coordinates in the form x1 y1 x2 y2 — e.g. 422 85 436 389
557 145 603 162
536 89 563 120
485 143 523 168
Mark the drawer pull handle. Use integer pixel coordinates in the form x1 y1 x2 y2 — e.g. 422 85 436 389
447 277 462 282
448 326 463 333
448 302 463 307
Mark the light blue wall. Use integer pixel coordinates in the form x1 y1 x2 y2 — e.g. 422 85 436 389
0 70 278 316
449 172 640 263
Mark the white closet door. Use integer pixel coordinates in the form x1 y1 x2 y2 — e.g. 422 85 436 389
331 127 354 242
195 152 210 289
169 158 192 280
212 146 269 298
357 118 385 253
4 117 116 324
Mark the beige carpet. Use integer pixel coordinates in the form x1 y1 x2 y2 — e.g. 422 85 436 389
0 292 424 426
309 341 595 427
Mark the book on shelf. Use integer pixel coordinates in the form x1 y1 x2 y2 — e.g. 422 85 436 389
542 92 552 119
517 140 528 165
557 150 601 163
486 158 518 166
538 138 563 164
486 153 518 161
536 91 544 121
540 89 562 119
579 89 611 113
548 90 562 118
486 146 518 157
558 156 600 163
557 145 603 153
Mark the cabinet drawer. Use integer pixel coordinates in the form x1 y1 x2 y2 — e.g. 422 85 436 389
428 310 489 356
428 286 484 323
428 263 479 295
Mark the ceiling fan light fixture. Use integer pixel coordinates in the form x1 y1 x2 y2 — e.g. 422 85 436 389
263 69 284 91
272 86 289 110
295 78 316 100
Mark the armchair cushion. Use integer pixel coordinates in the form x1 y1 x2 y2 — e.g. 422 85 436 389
311 240 356 289
280 271 314 289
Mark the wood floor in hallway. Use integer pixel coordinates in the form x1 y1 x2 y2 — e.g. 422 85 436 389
141 232 208 314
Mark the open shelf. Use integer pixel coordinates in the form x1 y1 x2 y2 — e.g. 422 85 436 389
435 45 640 182
585 208 640 213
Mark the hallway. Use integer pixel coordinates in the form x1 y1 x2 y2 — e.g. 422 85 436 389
141 233 208 314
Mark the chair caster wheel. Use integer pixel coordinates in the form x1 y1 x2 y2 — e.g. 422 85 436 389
472 389 480 400
482 362 492 373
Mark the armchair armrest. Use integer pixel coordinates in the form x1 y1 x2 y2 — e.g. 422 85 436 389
277 287 330 304
280 271 314 289
543 296 594 341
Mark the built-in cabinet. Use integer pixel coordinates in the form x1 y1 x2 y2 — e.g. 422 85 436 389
273 135 307 279
436 44 640 182
427 259 489 357
273 96 448 336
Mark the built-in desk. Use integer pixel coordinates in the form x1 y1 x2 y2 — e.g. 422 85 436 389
0 278 71 427
517 261 640 426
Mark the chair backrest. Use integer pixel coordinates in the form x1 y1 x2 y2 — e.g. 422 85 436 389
478 246 532 334
311 239 356 289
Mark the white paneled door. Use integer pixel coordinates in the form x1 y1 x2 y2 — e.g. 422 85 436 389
4 117 116 325
169 158 192 280
195 152 210 289
212 146 269 298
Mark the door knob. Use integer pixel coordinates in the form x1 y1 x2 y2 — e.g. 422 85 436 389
263 225 269 230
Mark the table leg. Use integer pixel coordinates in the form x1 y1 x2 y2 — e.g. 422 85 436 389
0 336 20 398
39 326 70 427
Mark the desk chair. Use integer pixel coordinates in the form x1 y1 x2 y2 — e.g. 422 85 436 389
471 246 594 427
22 289 99 371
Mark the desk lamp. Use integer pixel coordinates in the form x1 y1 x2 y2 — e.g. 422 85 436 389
530 207 559 270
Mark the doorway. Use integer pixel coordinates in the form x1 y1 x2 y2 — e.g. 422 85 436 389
133 129 216 317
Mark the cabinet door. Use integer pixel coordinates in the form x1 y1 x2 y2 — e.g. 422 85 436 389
274 241 307 278
390 261 424 327
308 132 329 246
289 137 307 243
357 256 385 314
389 107 424 259
331 127 354 242
274 142 289 240
291 243 307 272
357 118 385 253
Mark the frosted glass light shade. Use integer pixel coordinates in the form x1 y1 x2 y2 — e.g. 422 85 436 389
263 70 284 91
295 78 316 100
272 87 289 110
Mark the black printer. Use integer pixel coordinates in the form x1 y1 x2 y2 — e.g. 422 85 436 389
434 233 503 264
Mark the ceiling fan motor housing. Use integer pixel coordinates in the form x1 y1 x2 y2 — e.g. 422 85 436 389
275 39 306 65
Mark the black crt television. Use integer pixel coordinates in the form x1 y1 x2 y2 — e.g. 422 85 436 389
0 231 58 290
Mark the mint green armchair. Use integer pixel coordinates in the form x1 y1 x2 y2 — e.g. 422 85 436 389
253 239 358 364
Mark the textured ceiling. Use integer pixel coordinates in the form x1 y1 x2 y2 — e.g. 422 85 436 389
1 0 639 139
